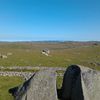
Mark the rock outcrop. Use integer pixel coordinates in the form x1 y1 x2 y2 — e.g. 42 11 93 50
9 65 100 100
81 66 100 100
9 70 58 100
59 65 100 100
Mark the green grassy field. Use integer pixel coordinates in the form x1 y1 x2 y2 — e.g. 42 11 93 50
0 41 100 100
0 42 99 70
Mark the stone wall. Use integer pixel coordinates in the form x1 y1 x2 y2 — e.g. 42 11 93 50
0 66 66 71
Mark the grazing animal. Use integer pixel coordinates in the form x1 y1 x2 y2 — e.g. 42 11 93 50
7 52 12 56
0 55 8 59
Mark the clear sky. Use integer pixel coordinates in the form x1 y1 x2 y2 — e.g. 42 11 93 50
0 0 100 41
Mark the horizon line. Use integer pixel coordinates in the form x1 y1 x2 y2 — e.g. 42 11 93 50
0 40 100 42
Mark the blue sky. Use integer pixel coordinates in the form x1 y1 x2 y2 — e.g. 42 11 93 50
0 0 100 41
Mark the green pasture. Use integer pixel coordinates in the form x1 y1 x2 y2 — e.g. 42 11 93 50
0 42 99 70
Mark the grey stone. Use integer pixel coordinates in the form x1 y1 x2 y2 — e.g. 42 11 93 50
9 70 58 100
9 65 100 100
60 65 100 100
81 66 100 100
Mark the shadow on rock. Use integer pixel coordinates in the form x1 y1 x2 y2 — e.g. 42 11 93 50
57 65 84 100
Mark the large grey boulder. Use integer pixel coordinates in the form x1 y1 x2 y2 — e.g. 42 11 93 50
60 65 100 100
9 70 58 100
81 66 100 100
9 65 100 100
